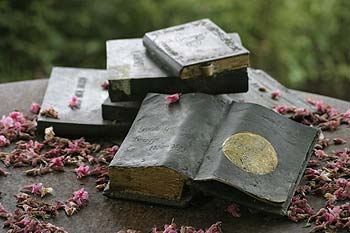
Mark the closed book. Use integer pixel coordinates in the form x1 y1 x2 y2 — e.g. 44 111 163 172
143 19 249 79
37 67 131 137
107 33 248 102
104 67 310 121
101 97 140 122
106 93 319 214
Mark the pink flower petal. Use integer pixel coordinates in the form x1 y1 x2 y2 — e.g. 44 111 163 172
165 93 181 104
74 165 90 178
69 95 79 109
30 102 41 114
101 80 109 90
271 89 281 100
0 135 10 147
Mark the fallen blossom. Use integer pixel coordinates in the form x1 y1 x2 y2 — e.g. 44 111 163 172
30 102 41 114
271 89 281 100
288 195 315 222
314 149 327 159
40 107 59 119
22 182 54 197
44 126 55 140
70 188 89 206
69 95 79 109
273 105 287 114
226 202 241 218
333 137 346 145
0 202 10 219
22 183 43 196
101 80 109 90
75 165 90 178
1 115 14 128
307 98 316 105
50 156 65 170
165 93 181 104
0 135 10 147
24 166 52 176
315 100 324 112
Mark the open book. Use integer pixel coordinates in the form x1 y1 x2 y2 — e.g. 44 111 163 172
107 93 319 215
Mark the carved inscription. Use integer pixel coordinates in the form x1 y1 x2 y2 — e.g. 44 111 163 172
73 77 87 108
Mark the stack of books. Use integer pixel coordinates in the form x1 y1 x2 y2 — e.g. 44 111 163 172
37 19 319 215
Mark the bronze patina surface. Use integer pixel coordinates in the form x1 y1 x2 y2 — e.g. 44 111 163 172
108 93 319 214
107 33 248 102
37 67 131 137
143 19 249 79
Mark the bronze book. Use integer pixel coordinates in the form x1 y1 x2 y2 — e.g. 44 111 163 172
107 33 248 102
102 67 310 121
37 67 131 137
106 93 319 215
143 19 249 79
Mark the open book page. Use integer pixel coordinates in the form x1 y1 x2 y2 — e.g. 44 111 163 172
111 93 231 179
194 103 319 206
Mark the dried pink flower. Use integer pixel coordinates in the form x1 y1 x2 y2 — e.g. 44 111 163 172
41 107 59 119
344 109 350 118
0 202 10 219
75 165 90 178
69 95 79 109
333 137 346 145
22 182 43 195
30 102 41 114
315 100 324 112
71 188 89 206
50 157 65 169
273 105 287 114
165 93 181 104
271 89 281 100
101 80 109 90
1 115 14 128
10 111 26 123
226 202 241 218
314 149 327 159
307 98 316 105
0 135 10 147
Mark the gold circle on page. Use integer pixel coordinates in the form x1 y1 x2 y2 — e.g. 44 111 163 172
222 132 278 175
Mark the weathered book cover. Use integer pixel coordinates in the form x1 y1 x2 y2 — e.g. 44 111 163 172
143 19 249 79
102 97 140 122
37 67 131 137
104 67 310 120
107 33 248 101
107 93 319 214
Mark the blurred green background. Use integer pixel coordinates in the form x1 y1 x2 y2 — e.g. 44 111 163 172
0 0 349 100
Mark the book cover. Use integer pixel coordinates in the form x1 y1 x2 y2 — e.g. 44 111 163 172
107 33 248 101
37 67 131 137
106 93 319 214
143 19 249 79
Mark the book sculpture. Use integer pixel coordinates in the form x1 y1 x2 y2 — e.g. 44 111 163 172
36 18 319 215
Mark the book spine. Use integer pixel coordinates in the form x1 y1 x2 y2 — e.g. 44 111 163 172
142 34 182 77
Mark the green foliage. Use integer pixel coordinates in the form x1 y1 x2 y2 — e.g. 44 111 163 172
0 0 349 99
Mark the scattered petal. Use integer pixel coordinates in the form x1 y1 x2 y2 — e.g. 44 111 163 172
75 165 90 178
271 89 281 100
30 102 41 114
41 107 59 119
69 95 79 109
101 80 109 90
165 93 181 104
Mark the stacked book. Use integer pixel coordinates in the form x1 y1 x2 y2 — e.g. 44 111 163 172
37 19 319 215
